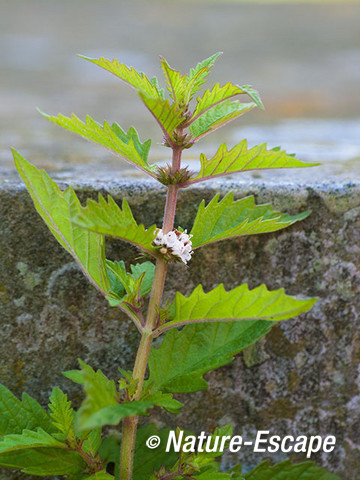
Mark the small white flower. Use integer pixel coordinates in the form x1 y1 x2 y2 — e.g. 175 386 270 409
165 231 178 247
153 230 165 246
153 228 193 264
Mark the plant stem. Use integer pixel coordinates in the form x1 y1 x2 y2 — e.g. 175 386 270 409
119 146 182 480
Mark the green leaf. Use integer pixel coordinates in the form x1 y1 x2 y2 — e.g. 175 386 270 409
0 428 85 475
85 471 114 480
106 260 155 302
244 460 341 479
0 428 63 452
98 436 120 474
190 193 311 249
79 402 154 431
142 391 183 414
160 53 222 108
75 361 153 430
186 52 223 102
189 101 256 141
160 56 186 104
74 194 158 258
82 428 102 456
0 383 54 436
159 283 316 333
149 320 273 393
138 92 185 143
187 141 319 184
13 151 110 296
190 83 263 125
79 55 162 99
111 124 152 161
39 112 156 177
133 425 179 480
0 447 86 475
48 387 75 438
63 369 85 385
76 360 119 430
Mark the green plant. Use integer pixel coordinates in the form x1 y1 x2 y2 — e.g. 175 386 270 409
3 53 340 480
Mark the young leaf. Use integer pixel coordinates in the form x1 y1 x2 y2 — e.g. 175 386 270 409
106 260 155 305
141 391 183 414
189 83 263 125
160 56 186 104
186 140 319 185
39 112 157 178
138 93 185 144
0 383 55 435
75 361 153 430
244 460 341 479
160 52 222 108
149 320 273 393
190 193 310 249
185 52 223 103
13 151 110 297
76 360 119 430
73 194 158 258
80 402 154 431
82 428 102 457
189 100 256 141
158 283 317 333
79 55 162 99
48 387 75 438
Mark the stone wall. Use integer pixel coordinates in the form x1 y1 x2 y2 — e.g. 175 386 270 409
0 177 359 479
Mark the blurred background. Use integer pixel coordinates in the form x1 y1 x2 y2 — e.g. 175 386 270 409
1 0 360 183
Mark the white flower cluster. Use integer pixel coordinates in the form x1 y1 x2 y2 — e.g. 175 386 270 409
153 228 193 264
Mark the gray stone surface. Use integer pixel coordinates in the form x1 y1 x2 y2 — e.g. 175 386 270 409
0 171 359 479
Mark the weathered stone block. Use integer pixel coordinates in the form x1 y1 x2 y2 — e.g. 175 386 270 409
0 175 359 479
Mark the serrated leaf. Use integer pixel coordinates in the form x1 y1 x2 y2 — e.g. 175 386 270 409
39 112 157 177
76 360 119 430
63 369 85 385
48 387 75 438
74 194 158 257
190 100 256 141
74 361 153 430
160 56 186 103
149 320 273 393
138 92 185 143
159 283 316 333
244 460 341 479
142 391 183 414
0 428 63 453
0 447 86 475
79 55 161 99
133 425 179 480
186 52 222 102
82 428 102 456
190 83 262 124
79 401 154 431
190 192 310 249
0 384 55 436
13 151 110 296
111 123 152 160
160 52 222 108
106 260 155 302
187 140 319 185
